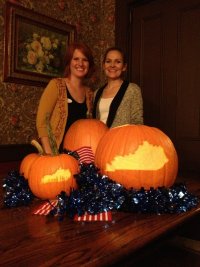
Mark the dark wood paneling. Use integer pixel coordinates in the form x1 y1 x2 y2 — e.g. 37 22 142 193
133 11 163 127
0 161 21 176
175 5 200 170
0 144 36 176
116 0 200 172
0 144 36 162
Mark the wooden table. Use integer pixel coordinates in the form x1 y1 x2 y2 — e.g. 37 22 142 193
0 174 200 267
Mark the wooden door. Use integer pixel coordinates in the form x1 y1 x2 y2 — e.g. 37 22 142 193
116 0 200 172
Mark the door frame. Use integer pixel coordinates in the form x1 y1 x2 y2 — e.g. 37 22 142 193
115 0 155 78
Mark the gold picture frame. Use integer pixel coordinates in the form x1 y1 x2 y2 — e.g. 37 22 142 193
3 1 76 86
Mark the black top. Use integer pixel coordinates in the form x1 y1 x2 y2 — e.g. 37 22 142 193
60 89 87 152
65 89 87 131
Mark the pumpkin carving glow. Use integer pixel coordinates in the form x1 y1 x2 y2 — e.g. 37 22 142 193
28 154 79 200
95 125 178 189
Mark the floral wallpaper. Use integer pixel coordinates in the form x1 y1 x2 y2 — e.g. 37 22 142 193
0 0 115 145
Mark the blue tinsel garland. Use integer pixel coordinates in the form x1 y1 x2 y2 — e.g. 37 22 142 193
2 164 199 219
3 170 35 207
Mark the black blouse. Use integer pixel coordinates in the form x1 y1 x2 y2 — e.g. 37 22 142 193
65 89 87 131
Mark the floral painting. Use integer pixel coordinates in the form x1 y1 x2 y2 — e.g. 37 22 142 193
17 20 68 77
3 1 76 86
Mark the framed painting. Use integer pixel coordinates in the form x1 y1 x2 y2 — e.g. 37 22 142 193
3 1 76 86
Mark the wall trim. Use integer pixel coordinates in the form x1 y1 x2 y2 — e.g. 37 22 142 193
0 144 36 162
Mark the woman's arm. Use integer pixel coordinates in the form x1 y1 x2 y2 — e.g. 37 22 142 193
130 83 144 124
36 79 58 154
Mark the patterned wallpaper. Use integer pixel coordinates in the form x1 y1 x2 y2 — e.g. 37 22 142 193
0 0 115 145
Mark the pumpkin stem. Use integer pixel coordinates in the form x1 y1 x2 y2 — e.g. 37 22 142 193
31 139 44 155
46 113 59 156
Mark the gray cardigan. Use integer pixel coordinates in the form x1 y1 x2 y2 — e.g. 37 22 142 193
93 81 144 128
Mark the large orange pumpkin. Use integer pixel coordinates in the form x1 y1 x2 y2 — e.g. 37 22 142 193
28 154 79 200
63 119 108 155
95 125 178 190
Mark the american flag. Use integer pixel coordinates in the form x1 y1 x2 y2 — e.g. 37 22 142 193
33 201 112 221
74 211 112 221
76 146 95 164
33 200 58 216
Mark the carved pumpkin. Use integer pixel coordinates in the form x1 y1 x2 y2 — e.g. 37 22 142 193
28 154 79 200
95 125 178 189
63 119 108 155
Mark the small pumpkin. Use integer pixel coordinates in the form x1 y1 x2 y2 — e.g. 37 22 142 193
95 124 178 190
19 140 43 179
63 119 108 155
28 153 79 200
28 114 79 200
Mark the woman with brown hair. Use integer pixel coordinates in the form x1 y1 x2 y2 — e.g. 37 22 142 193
93 47 143 127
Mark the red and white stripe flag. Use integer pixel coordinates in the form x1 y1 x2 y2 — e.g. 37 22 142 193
33 201 112 221
74 211 112 221
76 146 94 164
33 200 58 216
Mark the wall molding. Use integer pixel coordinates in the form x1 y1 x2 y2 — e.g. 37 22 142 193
0 144 36 162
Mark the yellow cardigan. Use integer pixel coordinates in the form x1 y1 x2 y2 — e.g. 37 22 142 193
36 78 93 149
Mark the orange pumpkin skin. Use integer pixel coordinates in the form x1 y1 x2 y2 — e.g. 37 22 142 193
63 119 108 155
95 125 178 190
19 153 39 179
28 154 79 200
